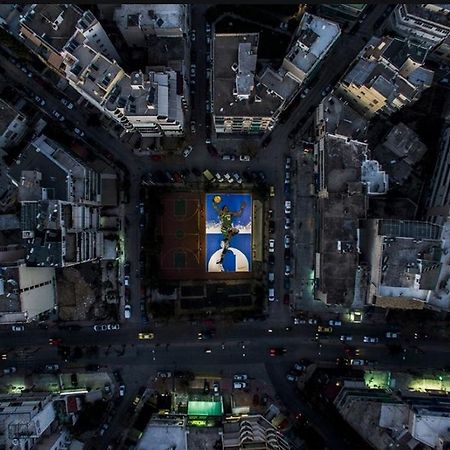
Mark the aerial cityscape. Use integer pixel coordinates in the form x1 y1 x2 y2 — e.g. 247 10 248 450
0 2 449 450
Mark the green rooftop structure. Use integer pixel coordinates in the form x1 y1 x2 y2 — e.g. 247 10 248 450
187 400 223 417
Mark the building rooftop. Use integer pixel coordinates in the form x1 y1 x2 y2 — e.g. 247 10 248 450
213 33 284 118
377 220 443 300
136 417 187 450
114 4 185 35
0 99 21 136
382 123 427 166
258 67 300 101
21 4 83 52
285 13 341 76
10 145 68 202
318 136 369 305
402 4 450 29
320 94 368 140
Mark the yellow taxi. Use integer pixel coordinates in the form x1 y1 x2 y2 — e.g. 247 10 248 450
138 332 154 340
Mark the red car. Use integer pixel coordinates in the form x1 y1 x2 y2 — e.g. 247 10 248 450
49 337 62 346
283 293 290 305
269 347 287 357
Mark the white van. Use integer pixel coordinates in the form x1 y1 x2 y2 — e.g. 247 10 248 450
268 288 275 302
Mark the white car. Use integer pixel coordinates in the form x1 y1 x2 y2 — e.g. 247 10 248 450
233 374 248 381
268 272 274 283
52 110 64 122
233 172 242 184
240 154 251 162
61 98 74 109
308 318 318 325
286 373 299 382
386 331 399 339
119 384 125 396
74 128 85 137
233 381 248 389
182 146 193 158
285 156 291 170
284 200 291 214
350 359 365 366
12 325 24 332
268 239 275 253
124 305 131 320
329 320 342 327
284 235 290 249
340 335 353 342
268 288 275 302
215 172 224 182
363 336 379 344
224 173 233 184
124 275 130 286
3 367 16 374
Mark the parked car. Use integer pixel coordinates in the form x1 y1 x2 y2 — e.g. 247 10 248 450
34 95 45 106
386 331 400 339
215 172 224 182
61 98 74 109
224 173 233 184
233 381 248 389
340 335 353 342
124 305 131 319
286 372 299 382
157 371 172 378
233 374 248 381
269 185 275 197
268 288 275 302
45 364 60 372
3 367 16 375
284 264 291 276
363 336 379 343
119 384 125 397
233 172 242 184
308 318 318 325
222 154 236 161
74 127 85 137
285 217 291 230
12 325 24 332
283 293 290 305
285 156 291 170
269 238 275 253
268 272 275 283
51 110 64 121
240 154 251 161
329 320 342 326
284 235 290 249
284 200 291 214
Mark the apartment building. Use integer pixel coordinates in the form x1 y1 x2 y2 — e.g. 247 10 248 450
282 13 341 84
427 127 450 226
18 4 119 74
389 4 450 49
212 33 285 135
0 99 27 152
222 415 291 450
336 36 434 119
335 380 450 450
0 393 57 450
365 219 443 310
113 4 188 47
9 134 103 267
314 104 387 306
0 265 56 323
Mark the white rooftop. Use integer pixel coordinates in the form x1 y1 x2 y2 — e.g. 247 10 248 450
286 13 340 75
136 419 187 450
411 410 450 448
114 4 185 31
